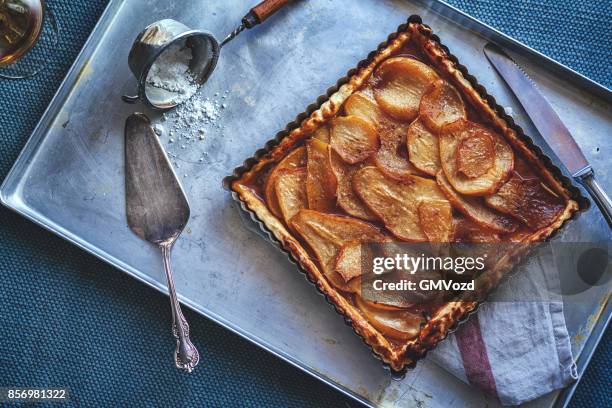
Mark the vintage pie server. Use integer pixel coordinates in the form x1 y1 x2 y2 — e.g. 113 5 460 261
124 113 199 372
123 0 293 110
484 43 612 229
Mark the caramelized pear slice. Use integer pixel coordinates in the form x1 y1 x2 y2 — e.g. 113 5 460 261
343 92 382 126
274 168 308 225
351 270 421 310
306 139 337 212
353 166 448 242
334 240 380 283
355 295 424 340
313 125 330 143
362 277 442 308
452 216 501 243
485 171 565 230
439 119 513 196
344 92 421 179
418 200 453 243
407 118 440 176
359 298 406 311
437 171 517 233
329 148 378 221
330 115 379 164
374 121 423 179
290 210 386 292
373 57 440 122
419 79 466 132
456 129 495 178
264 147 306 218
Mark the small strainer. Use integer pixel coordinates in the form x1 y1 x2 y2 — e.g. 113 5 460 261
123 0 292 110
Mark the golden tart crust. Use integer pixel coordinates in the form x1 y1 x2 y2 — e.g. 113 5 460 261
229 19 582 373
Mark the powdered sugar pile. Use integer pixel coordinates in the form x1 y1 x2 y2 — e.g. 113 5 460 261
146 43 198 104
145 42 231 174
153 89 230 173
161 91 227 141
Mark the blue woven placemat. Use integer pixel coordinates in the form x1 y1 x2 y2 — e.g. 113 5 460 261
0 1 609 407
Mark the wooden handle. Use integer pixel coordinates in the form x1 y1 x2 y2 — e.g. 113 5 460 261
250 0 291 23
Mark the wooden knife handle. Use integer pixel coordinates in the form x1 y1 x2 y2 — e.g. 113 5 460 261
249 0 291 24
222 0 292 47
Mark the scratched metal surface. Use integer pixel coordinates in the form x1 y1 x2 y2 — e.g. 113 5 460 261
1 0 610 407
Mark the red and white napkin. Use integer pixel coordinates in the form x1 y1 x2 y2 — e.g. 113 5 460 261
430 249 577 405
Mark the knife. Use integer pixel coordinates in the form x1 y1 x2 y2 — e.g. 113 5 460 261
483 43 612 229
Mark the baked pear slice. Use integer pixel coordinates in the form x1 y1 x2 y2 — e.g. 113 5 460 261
313 125 330 143
334 241 367 283
290 210 386 292
373 57 440 122
344 92 421 179
452 216 501 243
343 92 383 126
439 119 513 196
328 148 378 221
274 168 308 226
353 166 448 242
333 240 389 283
355 295 424 341
437 171 517 234
418 200 453 243
419 79 466 132
334 239 401 286
375 121 425 179
306 139 337 212
407 117 441 176
330 115 379 164
264 146 307 218
354 271 424 309
456 129 496 178
485 170 565 230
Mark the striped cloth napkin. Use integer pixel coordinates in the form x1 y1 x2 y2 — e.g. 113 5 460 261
429 248 577 405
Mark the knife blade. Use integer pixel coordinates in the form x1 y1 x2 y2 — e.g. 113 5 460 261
483 43 612 229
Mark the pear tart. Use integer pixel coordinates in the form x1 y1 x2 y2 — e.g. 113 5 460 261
229 19 582 373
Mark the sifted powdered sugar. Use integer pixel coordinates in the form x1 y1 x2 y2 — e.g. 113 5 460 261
144 42 231 172
154 89 230 171
146 43 198 104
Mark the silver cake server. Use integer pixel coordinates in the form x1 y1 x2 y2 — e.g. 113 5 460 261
124 113 199 372
484 43 612 229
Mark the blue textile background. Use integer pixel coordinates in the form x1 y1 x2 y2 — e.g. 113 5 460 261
0 1 609 407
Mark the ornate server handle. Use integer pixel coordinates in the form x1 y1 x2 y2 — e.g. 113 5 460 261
160 242 200 372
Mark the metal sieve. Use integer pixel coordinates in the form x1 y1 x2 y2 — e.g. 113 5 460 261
123 0 293 110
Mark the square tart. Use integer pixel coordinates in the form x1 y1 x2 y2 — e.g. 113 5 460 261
228 18 584 373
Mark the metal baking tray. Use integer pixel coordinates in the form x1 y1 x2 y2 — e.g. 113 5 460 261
1 0 610 407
